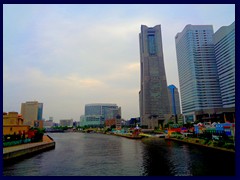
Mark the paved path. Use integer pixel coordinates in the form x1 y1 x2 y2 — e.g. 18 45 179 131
3 135 54 154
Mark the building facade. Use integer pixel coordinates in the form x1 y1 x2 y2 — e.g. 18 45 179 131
37 103 43 120
175 25 222 122
59 119 73 127
213 21 235 108
167 85 181 115
43 120 54 128
80 115 102 127
85 103 119 120
3 112 30 135
21 101 43 125
80 103 120 127
139 25 170 128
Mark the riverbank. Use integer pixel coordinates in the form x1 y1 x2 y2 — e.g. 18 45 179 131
166 137 235 153
114 133 143 139
3 135 55 162
3 133 235 176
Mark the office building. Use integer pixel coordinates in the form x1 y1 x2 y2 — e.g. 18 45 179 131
106 107 121 120
139 25 170 128
21 101 43 125
43 120 54 128
175 25 222 122
168 85 181 115
81 103 120 127
213 21 235 108
60 119 73 127
80 115 102 127
85 103 119 120
105 107 122 129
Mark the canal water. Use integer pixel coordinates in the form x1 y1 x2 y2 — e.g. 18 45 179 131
3 133 235 176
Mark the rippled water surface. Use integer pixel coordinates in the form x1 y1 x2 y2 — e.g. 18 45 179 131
3 133 235 176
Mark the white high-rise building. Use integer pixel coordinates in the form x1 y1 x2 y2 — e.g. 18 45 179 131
213 21 235 108
175 25 222 122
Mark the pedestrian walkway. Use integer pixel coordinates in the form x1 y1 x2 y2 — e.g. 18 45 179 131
3 135 54 155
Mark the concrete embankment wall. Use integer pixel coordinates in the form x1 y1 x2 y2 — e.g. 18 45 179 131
3 135 55 162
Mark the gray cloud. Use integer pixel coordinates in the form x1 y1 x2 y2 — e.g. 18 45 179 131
3 4 235 122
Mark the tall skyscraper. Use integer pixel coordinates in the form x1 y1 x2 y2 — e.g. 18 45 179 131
168 85 181 115
213 21 235 108
175 25 222 122
139 25 170 129
21 101 43 125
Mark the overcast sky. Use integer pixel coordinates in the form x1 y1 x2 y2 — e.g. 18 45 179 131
3 4 235 122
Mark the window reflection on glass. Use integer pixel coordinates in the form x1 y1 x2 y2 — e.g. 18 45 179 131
148 35 156 55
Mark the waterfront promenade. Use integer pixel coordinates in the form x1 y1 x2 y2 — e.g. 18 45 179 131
103 130 235 153
3 135 55 162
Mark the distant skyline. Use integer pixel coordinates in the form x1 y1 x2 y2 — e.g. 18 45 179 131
3 4 235 122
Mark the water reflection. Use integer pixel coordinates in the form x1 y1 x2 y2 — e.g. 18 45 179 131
142 138 172 175
3 133 235 176
141 138 235 176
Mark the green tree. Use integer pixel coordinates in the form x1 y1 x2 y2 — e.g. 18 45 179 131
110 125 116 129
184 122 193 129
32 128 44 142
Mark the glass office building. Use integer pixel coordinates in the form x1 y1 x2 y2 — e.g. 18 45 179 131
37 103 43 120
168 85 181 115
85 103 118 119
82 103 119 127
175 25 222 121
213 22 235 108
